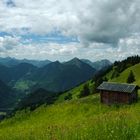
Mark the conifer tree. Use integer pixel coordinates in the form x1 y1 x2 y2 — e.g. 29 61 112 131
127 70 135 83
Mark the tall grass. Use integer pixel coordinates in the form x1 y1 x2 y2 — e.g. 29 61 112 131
0 94 140 140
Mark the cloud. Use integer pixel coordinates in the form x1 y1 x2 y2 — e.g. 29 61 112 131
0 36 139 62
0 42 79 61
1 0 140 44
0 0 140 60
0 36 20 51
3 0 16 7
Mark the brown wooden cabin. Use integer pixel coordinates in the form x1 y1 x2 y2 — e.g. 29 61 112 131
97 82 138 105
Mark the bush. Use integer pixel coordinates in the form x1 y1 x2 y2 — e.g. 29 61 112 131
64 93 72 100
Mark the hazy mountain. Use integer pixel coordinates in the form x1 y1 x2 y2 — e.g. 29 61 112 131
81 59 112 70
0 63 37 84
0 58 96 93
92 59 112 70
20 59 52 67
0 57 51 67
29 58 96 92
0 57 19 67
16 58 96 109
0 57 111 93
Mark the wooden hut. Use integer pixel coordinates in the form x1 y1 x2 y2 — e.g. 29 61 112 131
97 82 138 105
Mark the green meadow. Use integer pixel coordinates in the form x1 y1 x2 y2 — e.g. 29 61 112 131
110 63 140 85
0 93 140 140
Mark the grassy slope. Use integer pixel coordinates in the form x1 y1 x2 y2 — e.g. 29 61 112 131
57 63 140 103
56 80 93 103
1 94 140 140
110 63 140 85
0 64 140 139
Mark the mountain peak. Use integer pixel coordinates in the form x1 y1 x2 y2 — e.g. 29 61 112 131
70 57 81 62
68 57 82 63
54 60 61 64
64 57 83 68
51 61 61 66
43 60 61 68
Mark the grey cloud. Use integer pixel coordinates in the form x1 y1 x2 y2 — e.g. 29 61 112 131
0 0 140 60
1 0 140 46
0 36 20 51
4 0 16 7
74 0 140 45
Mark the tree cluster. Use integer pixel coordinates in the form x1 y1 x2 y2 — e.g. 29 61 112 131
114 55 140 73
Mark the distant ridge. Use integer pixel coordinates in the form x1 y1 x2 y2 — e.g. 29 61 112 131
29 58 96 92
0 57 52 67
81 59 112 70
0 57 111 93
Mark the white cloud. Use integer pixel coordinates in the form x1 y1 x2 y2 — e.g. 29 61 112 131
0 35 139 62
0 0 140 60
0 36 20 51
0 41 79 61
1 0 140 42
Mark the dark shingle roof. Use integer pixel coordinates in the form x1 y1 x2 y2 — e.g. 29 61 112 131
97 82 137 93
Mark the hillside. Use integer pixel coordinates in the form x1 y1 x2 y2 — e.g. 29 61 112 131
15 61 140 109
0 61 140 139
29 58 96 92
57 63 140 103
17 88 56 110
110 63 140 85
1 94 140 139
0 63 37 84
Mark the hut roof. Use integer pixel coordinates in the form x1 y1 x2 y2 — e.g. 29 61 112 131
97 82 137 93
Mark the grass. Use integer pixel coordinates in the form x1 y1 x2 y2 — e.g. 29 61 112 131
109 63 140 85
1 93 140 140
56 80 93 103
57 63 140 104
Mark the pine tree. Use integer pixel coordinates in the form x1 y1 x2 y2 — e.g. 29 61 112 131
127 70 135 83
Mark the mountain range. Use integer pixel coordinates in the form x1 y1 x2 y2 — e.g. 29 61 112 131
0 57 111 109
81 59 112 70
0 57 51 67
29 58 96 92
0 57 112 70
0 57 112 92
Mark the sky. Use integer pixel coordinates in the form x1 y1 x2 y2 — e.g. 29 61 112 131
0 0 140 61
